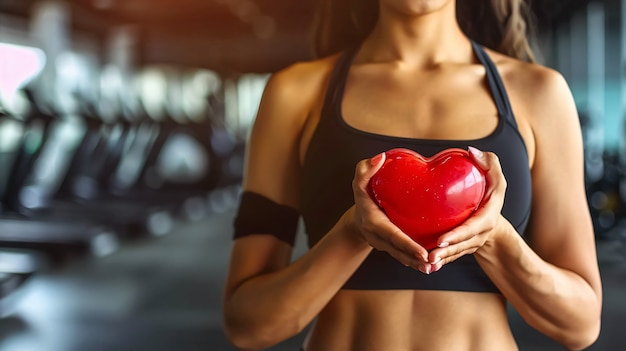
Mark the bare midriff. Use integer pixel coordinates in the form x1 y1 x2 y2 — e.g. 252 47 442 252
303 289 518 351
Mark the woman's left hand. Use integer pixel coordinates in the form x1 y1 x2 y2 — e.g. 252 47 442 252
427 146 509 273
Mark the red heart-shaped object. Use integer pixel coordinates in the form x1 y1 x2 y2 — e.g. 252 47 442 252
368 148 486 250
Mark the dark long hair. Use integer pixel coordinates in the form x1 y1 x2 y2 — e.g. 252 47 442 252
312 0 536 62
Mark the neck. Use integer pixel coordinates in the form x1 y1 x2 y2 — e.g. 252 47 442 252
359 1 472 67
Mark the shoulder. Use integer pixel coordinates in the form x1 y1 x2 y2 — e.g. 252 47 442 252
272 54 339 84
487 49 571 108
251 54 341 136
486 49 578 132
249 53 341 139
262 54 340 111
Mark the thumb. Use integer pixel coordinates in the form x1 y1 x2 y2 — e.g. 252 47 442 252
468 146 489 170
369 152 386 173
354 152 387 193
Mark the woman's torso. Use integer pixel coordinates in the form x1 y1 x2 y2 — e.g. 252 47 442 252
296 42 534 350
306 290 516 351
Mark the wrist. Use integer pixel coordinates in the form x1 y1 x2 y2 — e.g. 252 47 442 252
340 206 371 249
476 215 514 258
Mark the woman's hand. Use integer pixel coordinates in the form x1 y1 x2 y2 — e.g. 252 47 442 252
428 146 509 272
344 152 432 274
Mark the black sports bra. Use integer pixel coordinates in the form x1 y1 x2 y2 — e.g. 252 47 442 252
300 41 532 292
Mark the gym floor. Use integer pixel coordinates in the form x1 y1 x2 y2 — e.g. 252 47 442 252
1 201 625 351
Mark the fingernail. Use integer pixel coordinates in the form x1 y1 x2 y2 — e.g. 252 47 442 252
433 262 442 273
438 242 449 248
468 146 489 169
425 265 431 274
468 146 484 158
370 152 385 167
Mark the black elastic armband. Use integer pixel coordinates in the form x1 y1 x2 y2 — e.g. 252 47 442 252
233 191 300 246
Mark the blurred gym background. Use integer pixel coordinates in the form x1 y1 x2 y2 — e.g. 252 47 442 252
0 0 624 350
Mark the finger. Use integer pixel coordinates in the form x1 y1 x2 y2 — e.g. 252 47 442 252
353 152 386 194
431 215 497 262
434 217 482 251
429 234 483 264
468 146 496 172
432 246 480 271
371 221 430 262
367 235 428 270
435 205 497 247
482 152 505 187
468 147 506 196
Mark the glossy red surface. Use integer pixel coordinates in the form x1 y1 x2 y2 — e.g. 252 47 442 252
368 148 486 250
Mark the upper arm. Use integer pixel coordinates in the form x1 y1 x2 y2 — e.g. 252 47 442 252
224 63 322 298
524 68 602 298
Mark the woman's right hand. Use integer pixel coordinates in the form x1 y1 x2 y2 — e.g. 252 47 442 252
344 152 433 274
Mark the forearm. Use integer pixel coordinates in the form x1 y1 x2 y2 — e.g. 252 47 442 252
474 222 601 350
224 215 372 349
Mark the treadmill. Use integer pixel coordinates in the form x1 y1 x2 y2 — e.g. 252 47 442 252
45 102 177 237
123 109 222 209
54 100 222 228
0 103 119 258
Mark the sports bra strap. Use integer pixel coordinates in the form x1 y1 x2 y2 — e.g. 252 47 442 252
320 47 358 119
470 41 518 128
